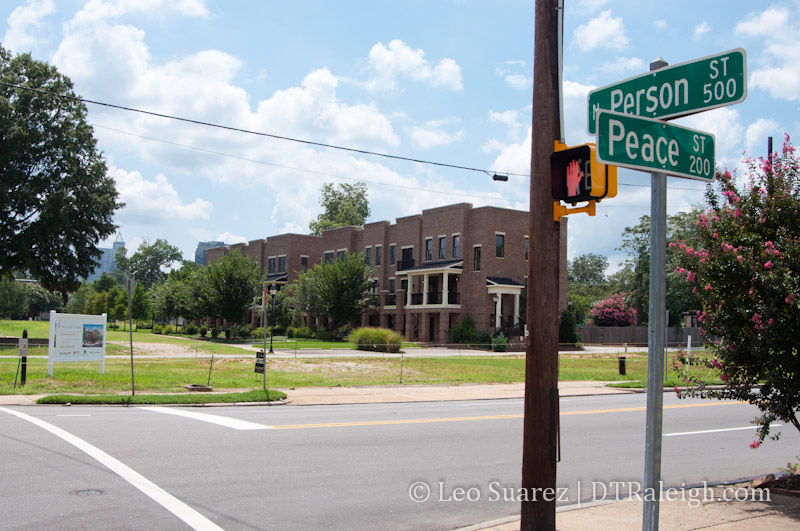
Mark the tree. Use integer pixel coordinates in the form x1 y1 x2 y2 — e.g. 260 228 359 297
115 239 183 288
0 277 28 318
26 283 63 317
0 46 121 294
568 253 608 286
130 281 150 324
203 249 262 326
309 182 371 235
290 252 373 334
673 136 800 442
588 293 637 327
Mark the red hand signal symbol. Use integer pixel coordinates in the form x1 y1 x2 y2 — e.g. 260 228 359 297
566 160 583 197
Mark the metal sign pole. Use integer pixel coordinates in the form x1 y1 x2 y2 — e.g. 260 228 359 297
262 289 267 392
127 278 135 396
643 57 668 531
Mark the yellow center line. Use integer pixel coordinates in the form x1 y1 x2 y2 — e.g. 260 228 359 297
268 401 746 430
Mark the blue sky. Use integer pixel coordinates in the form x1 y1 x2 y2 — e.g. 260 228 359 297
2 0 798 274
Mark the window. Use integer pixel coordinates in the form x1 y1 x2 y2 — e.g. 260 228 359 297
324 251 334 264
301 256 309 272
375 245 382 266
389 278 395 292
439 237 446 260
401 279 408 293
425 238 433 261
277 255 286 273
525 237 529 260
496 234 505 258
337 250 346 262
473 246 481 271
453 235 460 258
268 257 276 274
365 247 372 265
389 244 396 265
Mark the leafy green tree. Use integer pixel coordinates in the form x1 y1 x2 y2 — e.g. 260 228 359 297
65 284 92 314
115 239 183 288
93 273 120 293
290 251 373 334
27 283 63 316
106 285 124 317
0 46 120 295
130 281 150 324
309 182 371 235
204 249 262 326
568 253 608 286
264 287 292 329
0 277 29 318
85 291 107 315
673 137 800 442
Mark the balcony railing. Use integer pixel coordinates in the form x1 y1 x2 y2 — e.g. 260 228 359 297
406 292 460 306
385 294 397 306
397 259 415 271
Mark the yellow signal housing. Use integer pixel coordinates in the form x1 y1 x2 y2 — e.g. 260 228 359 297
551 141 617 221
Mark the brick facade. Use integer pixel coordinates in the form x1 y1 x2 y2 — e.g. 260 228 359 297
205 203 568 343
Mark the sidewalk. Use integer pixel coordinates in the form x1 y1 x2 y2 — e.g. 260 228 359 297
467 481 800 530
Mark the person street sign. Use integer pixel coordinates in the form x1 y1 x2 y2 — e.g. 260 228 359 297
588 48 746 135
595 110 715 181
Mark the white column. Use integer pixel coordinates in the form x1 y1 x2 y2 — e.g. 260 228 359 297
513 293 520 327
442 272 449 305
423 273 429 305
406 276 412 306
495 294 502 329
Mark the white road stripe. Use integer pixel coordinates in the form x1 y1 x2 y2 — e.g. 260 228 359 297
140 406 271 430
665 424 780 437
0 407 223 531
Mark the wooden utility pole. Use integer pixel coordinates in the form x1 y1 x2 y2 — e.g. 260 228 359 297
521 0 561 530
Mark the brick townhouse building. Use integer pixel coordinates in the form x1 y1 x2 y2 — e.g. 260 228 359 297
205 203 567 343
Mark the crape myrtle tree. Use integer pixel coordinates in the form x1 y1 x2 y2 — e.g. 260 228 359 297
673 136 800 443
0 46 120 295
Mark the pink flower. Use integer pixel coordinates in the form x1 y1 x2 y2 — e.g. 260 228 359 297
711 359 721 369
764 261 773 269
737 255 744 261
704 285 713 291
687 272 695 282
749 440 761 449
734 208 742 218
720 374 729 382
673 386 682 399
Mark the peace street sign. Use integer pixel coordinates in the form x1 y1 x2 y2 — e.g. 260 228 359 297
595 110 715 181
588 49 746 135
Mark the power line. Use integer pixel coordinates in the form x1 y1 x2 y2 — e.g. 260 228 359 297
92 123 526 204
0 81 515 178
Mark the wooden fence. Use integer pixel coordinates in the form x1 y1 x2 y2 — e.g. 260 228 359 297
577 326 703 346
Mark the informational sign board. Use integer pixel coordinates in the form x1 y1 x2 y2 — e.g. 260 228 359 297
48 311 107 376
587 48 746 135
18 337 28 357
595 110 716 181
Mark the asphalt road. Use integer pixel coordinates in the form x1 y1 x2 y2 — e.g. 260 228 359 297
1 394 797 530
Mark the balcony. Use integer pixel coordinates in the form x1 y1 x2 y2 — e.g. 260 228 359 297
410 293 424 305
448 292 460 305
385 293 397 306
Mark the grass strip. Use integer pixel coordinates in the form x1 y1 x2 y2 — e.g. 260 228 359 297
36 389 286 405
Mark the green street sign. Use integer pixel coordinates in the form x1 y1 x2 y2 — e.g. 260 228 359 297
595 110 715 181
588 48 746 135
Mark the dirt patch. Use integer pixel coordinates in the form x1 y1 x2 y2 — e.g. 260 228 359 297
107 341 201 357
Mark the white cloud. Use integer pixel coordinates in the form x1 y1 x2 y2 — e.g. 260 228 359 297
573 11 629 51
2 0 54 53
407 125 464 149
113 168 212 223
214 232 247 245
363 39 463 92
68 0 208 26
495 60 532 90
489 110 519 127
694 21 711 39
736 6 800 100
596 56 645 74
577 0 610 13
745 118 780 156
654 19 668 31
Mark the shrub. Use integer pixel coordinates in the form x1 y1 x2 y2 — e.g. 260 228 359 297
286 327 295 338
199 325 208 337
108 323 119 330
314 328 337 341
211 328 220 339
474 330 492 349
186 323 198 335
448 314 477 344
224 328 231 340
295 326 314 339
559 309 579 343
163 325 175 335
152 324 163 334
492 332 508 352
349 327 403 353
239 326 252 339
589 293 637 326
252 327 265 339
137 322 153 330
